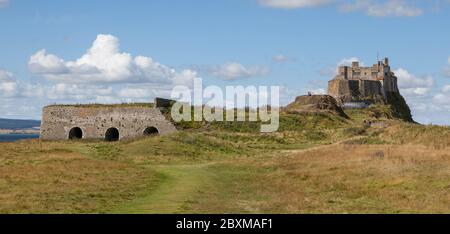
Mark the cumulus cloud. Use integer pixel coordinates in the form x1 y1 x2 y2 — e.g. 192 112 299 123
210 62 269 80
395 68 434 89
29 34 197 86
394 68 434 97
258 0 333 9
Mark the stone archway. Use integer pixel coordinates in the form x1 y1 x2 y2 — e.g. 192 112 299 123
69 127 83 140
105 128 119 142
143 126 159 136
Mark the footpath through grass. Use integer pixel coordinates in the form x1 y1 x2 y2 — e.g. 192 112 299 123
112 163 216 214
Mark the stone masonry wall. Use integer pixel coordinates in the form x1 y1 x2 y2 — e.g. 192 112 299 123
328 79 383 103
40 106 177 140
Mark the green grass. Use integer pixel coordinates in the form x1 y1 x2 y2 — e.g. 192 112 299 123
112 164 215 214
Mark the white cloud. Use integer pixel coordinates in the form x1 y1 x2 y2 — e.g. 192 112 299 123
273 54 291 63
394 68 434 89
401 87 430 97
258 0 333 9
338 57 363 67
433 93 450 104
29 49 68 74
0 69 17 97
210 62 269 80
259 0 430 17
46 83 114 101
339 0 423 17
29 34 197 86
118 88 152 99
0 81 17 97
443 85 450 93
432 89 450 115
432 84 450 108
0 69 14 81
394 68 434 98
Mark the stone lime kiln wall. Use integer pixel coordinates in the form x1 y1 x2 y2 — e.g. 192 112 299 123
40 105 177 141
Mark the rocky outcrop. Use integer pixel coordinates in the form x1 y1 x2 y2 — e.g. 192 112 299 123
386 92 414 122
285 95 349 118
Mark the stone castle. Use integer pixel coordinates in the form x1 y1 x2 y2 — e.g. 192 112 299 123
328 57 399 104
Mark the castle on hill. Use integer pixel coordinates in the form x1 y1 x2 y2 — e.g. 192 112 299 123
328 57 399 104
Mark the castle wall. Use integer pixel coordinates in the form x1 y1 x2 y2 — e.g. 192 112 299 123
383 76 399 93
328 79 383 103
40 106 177 140
337 65 383 81
328 79 359 102
359 80 383 97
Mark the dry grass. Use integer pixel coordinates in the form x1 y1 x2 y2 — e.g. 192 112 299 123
0 110 449 214
0 140 158 214
188 144 450 213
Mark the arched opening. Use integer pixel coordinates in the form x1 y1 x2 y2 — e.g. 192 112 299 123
105 128 119 142
143 126 159 136
69 127 83 140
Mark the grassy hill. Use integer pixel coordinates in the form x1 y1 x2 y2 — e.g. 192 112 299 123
0 105 448 213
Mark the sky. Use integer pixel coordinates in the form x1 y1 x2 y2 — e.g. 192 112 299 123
0 0 449 125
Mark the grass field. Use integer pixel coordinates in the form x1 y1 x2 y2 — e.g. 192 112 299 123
0 109 449 214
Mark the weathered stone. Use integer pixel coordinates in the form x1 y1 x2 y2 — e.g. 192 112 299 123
40 105 177 141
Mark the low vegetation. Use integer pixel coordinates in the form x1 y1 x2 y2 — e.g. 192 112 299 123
0 105 448 213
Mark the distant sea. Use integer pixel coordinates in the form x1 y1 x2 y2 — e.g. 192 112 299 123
0 134 40 142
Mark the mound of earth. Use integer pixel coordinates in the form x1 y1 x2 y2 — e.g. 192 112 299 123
285 95 349 118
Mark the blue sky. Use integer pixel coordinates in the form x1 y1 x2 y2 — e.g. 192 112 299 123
0 0 449 125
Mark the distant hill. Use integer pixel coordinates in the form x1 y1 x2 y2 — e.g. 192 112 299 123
0 118 41 130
